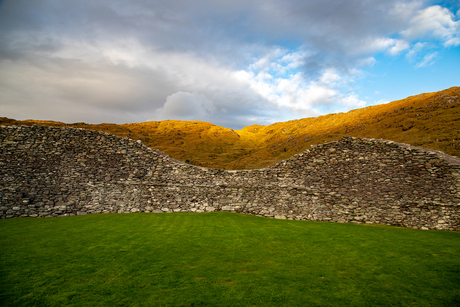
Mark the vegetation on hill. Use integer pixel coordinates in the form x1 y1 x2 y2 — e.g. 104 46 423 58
1 86 459 169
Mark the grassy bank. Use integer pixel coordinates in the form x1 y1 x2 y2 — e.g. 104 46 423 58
1 212 459 306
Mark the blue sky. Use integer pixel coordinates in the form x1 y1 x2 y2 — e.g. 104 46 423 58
0 0 459 129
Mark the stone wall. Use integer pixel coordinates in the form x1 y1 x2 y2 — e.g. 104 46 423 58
1 125 459 231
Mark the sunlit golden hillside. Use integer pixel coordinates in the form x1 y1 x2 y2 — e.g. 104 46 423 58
2 86 459 169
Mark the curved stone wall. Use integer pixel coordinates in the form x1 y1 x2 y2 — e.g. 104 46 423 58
1 125 459 230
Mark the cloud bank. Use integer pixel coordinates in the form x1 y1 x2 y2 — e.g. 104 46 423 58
0 0 459 128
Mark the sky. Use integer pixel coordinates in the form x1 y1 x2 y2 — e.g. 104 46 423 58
0 0 459 129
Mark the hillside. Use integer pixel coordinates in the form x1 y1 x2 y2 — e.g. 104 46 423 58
1 86 459 169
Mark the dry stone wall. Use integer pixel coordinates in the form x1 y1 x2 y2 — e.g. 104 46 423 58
1 125 459 231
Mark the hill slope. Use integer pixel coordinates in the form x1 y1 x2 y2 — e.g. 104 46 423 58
1 86 459 169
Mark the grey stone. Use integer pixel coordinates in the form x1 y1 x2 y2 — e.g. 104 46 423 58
0 125 459 231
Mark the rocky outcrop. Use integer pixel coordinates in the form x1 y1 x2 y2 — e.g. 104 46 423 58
1 125 459 230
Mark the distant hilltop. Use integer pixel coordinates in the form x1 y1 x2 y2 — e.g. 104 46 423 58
1 86 459 170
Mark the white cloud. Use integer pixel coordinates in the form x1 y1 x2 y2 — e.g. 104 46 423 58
374 98 391 105
445 37 460 47
359 37 396 54
320 69 341 84
348 4 458 61
388 39 410 55
415 52 438 68
401 5 459 44
356 57 377 67
249 48 286 72
248 47 307 78
405 42 427 61
237 48 366 116
340 93 367 109
351 37 410 56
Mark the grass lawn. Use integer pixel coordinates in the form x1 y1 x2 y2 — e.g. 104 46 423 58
1 212 459 306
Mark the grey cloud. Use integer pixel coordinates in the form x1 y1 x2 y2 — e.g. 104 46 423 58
0 1 419 65
0 1 440 67
0 57 169 123
155 92 216 121
0 0 458 129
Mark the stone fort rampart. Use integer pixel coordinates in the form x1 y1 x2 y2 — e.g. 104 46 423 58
1 125 459 230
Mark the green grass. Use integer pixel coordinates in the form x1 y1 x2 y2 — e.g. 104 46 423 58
1 212 459 306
